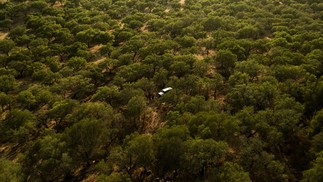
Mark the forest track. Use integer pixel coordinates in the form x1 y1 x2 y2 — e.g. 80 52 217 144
142 107 165 133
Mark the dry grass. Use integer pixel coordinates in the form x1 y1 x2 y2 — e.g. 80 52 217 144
195 48 217 61
0 110 8 121
93 56 106 65
165 8 170 13
179 0 185 6
195 54 204 61
208 49 216 57
0 32 8 40
81 174 97 182
217 95 226 105
142 107 165 133
47 120 57 129
265 36 272 40
206 64 216 76
0 145 9 154
53 1 63 8
140 24 148 33
89 44 103 54
119 22 125 29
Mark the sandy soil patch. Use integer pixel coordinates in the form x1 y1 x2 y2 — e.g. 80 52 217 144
0 32 8 40
93 56 106 65
53 1 63 8
195 54 204 61
89 44 103 54
140 24 148 33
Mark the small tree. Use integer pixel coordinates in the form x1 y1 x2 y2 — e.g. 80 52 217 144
0 75 17 93
0 158 24 182
302 151 323 182
0 39 15 56
215 49 237 78
0 92 11 111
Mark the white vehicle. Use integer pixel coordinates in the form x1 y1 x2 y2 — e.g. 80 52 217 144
158 87 173 96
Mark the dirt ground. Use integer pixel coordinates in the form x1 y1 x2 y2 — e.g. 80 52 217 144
93 56 106 65
0 32 8 40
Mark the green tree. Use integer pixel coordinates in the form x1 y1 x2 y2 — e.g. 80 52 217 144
217 40 247 61
170 61 191 77
0 158 24 182
0 75 17 93
126 95 147 131
121 35 146 60
200 38 216 55
235 59 265 81
188 112 240 141
227 82 278 112
183 95 209 114
176 35 196 48
7 48 33 77
47 99 78 128
1 109 36 143
133 78 155 100
153 68 168 88
0 92 11 112
66 102 114 125
153 125 190 177
0 39 15 56
64 118 111 166
309 109 323 136
216 49 237 78
66 56 87 71
147 18 167 32
115 63 153 82
52 75 94 99
210 162 251 182
203 16 223 31
108 133 155 181
23 133 74 181
29 38 50 60
239 138 286 182
237 25 260 39
306 77 323 114
16 90 36 110
76 28 113 47
302 151 323 182
180 139 229 180
31 67 57 85
92 86 120 106
97 172 131 182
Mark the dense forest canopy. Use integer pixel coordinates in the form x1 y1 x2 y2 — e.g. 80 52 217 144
0 0 322 181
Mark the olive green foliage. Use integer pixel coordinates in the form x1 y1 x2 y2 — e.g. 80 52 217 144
0 158 23 182
0 0 322 181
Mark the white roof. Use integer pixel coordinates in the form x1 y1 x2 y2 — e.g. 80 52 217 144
158 92 164 96
162 87 173 92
